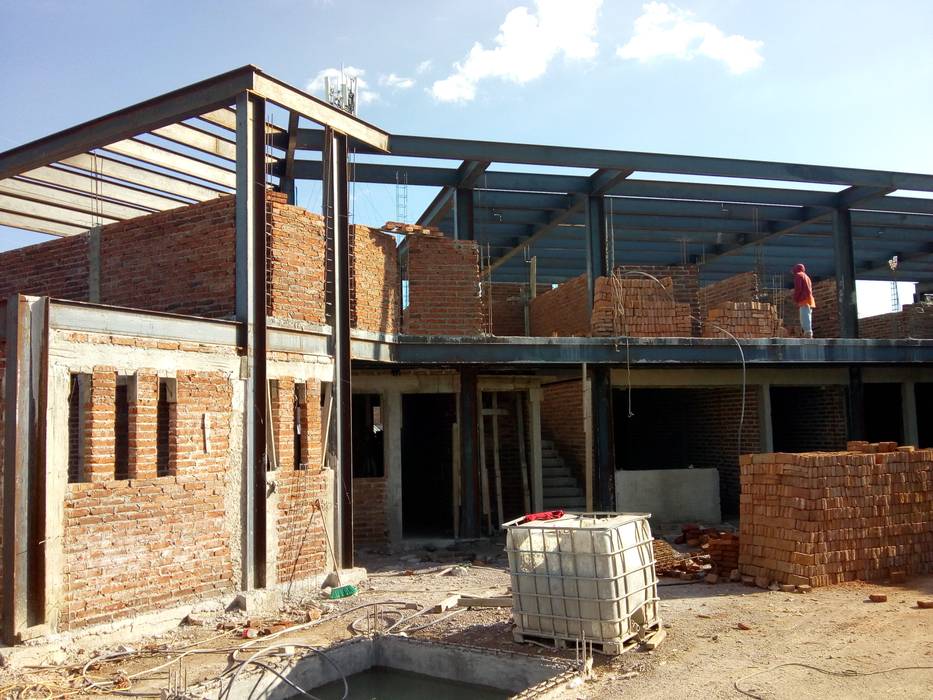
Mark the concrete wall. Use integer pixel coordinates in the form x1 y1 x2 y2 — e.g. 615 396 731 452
615 468 721 524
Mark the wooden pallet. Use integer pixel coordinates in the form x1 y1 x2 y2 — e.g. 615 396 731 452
512 621 663 656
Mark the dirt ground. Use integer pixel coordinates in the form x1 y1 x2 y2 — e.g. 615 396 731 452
1 539 931 699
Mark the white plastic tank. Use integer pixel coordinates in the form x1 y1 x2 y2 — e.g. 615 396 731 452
504 512 659 654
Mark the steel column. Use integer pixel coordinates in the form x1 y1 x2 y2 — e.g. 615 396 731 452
455 187 474 241
326 129 354 567
591 366 614 510
585 195 609 308
458 368 480 537
833 208 859 338
846 366 866 440
236 91 268 590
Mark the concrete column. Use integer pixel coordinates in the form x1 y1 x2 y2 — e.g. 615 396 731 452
384 390 403 545
459 368 480 537
591 366 615 510
528 387 544 512
87 226 101 303
3 295 48 643
902 381 919 447
758 384 774 453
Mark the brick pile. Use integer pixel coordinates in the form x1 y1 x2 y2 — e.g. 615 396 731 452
614 264 700 334
739 443 933 587
703 301 786 338
403 234 485 336
704 532 740 574
697 272 760 316
591 276 692 337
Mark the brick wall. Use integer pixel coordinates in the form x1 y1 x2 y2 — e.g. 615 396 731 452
858 303 933 339
0 235 89 300
100 197 236 317
351 225 400 334
403 235 484 336
739 444 933 586
266 193 327 325
592 276 692 337
541 380 586 486
479 391 529 525
770 386 848 452
274 378 329 585
697 272 759 315
62 370 234 628
353 477 388 546
784 278 839 337
484 283 527 337
703 301 786 338
530 275 590 337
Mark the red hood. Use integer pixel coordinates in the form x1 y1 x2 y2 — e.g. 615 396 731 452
793 264 806 274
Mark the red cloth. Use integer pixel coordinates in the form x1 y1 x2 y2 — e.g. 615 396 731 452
521 510 565 523
792 264 815 308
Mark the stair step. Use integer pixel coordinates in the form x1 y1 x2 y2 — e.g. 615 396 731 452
544 486 584 498
543 476 576 488
542 469 572 479
542 457 565 468
541 440 555 450
543 498 586 510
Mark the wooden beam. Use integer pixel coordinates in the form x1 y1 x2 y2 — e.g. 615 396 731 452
0 178 153 220
0 210 85 236
102 138 236 188
60 152 223 201
17 165 187 210
0 194 118 227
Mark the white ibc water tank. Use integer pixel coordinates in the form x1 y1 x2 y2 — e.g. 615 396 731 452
504 512 660 654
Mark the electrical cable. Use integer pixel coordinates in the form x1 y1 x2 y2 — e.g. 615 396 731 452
733 662 933 700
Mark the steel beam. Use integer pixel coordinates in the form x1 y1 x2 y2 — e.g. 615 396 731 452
0 66 256 180
0 178 153 220
60 152 224 200
0 193 119 228
586 195 609 306
236 91 268 590
455 187 474 240
0 210 87 237
279 112 300 204
18 165 189 210
847 367 866 440
102 138 237 189
151 122 237 161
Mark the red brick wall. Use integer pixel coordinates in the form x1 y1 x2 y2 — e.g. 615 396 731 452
61 370 234 629
266 193 327 325
859 304 933 339
0 235 89 300
541 380 586 486
403 235 484 336
770 386 848 452
698 272 759 314
275 378 329 585
353 477 388 546
480 391 530 523
530 275 590 337
483 283 548 337
100 197 236 317
352 225 399 334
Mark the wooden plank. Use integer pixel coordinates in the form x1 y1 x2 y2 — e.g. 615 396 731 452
60 153 223 201
583 365 593 512
643 627 667 650
516 394 531 514
458 595 512 608
0 178 152 220
491 392 504 528
102 138 236 188
152 122 237 161
0 195 116 227
477 391 492 533
0 210 87 236
20 165 189 211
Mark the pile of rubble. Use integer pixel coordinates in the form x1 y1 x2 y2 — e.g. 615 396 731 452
652 525 742 583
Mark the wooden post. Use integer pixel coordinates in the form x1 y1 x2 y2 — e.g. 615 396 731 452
583 365 594 512
491 392 504 528
515 394 531 514
477 390 491 533
529 387 544 512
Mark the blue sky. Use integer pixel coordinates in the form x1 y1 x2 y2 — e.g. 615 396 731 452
2 0 931 314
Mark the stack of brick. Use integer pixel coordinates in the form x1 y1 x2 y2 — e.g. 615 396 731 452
614 264 700 334
591 276 692 337
704 532 740 574
703 301 786 338
739 443 933 587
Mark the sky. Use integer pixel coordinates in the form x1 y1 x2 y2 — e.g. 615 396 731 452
1 0 931 315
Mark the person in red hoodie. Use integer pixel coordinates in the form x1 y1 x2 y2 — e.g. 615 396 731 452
792 263 816 338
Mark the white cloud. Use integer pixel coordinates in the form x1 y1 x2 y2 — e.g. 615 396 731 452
416 59 433 74
379 73 415 89
617 2 763 75
431 0 603 103
306 66 378 104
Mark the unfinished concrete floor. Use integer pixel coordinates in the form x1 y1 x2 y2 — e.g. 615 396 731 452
1 542 931 698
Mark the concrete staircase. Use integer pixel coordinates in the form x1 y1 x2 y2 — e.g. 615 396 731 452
541 439 586 511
